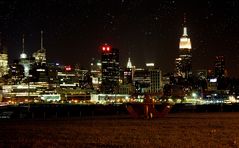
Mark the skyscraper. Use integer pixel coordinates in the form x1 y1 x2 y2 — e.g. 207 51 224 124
19 34 30 77
176 16 192 79
33 31 46 64
30 31 48 82
123 58 133 84
150 68 162 93
101 44 120 94
0 34 8 77
214 56 225 78
126 57 132 69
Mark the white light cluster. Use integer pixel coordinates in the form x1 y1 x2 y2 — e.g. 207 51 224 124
179 37 191 49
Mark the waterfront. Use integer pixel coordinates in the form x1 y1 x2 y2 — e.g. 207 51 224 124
2 103 239 120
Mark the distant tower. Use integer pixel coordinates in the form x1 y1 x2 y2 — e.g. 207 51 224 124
19 34 30 77
214 56 225 78
31 31 48 83
124 57 133 84
176 14 192 78
0 33 8 77
101 44 120 93
20 34 27 59
127 58 132 69
33 30 46 64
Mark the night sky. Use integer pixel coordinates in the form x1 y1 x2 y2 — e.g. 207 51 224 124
1 0 239 77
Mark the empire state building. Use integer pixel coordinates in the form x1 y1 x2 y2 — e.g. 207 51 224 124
175 18 192 79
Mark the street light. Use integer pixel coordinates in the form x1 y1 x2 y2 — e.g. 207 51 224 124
192 92 197 98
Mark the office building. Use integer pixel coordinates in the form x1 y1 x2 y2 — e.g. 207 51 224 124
214 56 225 78
101 44 120 94
0 37 8 77
176 16 192 79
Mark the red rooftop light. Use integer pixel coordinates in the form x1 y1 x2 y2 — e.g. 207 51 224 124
102 44 111 52
65 65 72 71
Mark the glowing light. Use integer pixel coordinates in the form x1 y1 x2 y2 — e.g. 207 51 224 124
229 96 236 103
179 37 191 49
36 69 45 72
183 27 188 36
179 26 192 49
210 78 217 83
65 66 72 71
127 58 132 69
192 92 197 98
102 44 111 52
146 63 154 67
20 53 27 59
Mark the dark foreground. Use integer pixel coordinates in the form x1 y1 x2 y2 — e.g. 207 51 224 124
1 112 239 147
1 103 239 120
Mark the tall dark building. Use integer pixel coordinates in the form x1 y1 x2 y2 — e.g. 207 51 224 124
123 58 133 84
214 56 225 77
175 16 192 79
133 68 151 93
101 44 120 94
29 31 48 83
9 60 24 84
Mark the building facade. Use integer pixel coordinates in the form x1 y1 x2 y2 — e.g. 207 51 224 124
176 18 192 79
101 44 120 94
0 51 8 77
0 38 8 77
214 56 225 78
150 68 162 93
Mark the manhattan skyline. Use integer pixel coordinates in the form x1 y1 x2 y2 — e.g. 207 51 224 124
1 0 239 77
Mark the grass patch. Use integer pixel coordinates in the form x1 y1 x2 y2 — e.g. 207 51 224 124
1 112 239 147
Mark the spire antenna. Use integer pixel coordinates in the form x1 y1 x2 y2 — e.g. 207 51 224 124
22 34 25 53
183 13 188 36
41 30 44 49
183 13 187 25
0 32 2 48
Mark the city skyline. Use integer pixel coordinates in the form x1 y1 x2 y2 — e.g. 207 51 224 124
1 1 239 77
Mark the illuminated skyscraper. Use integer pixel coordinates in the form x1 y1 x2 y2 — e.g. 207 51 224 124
0 34 8 77
101 44 120 94
31 31 48 82
33 30 46 64
19 34 30 77
176 16 192 78
123 58 133 84
126 57 132 69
